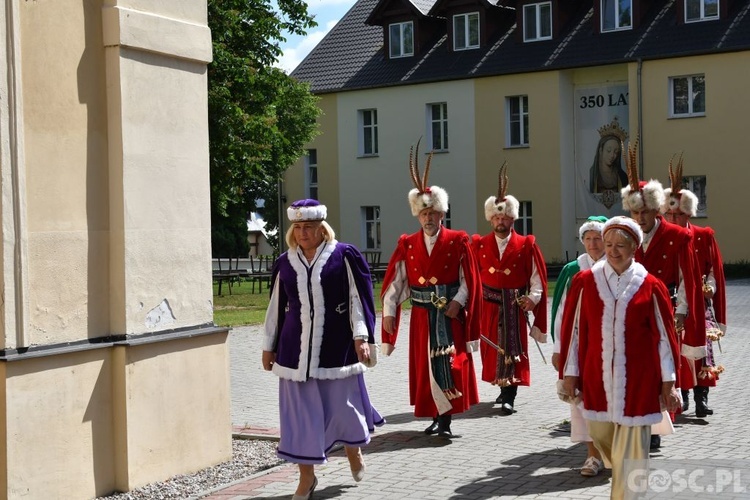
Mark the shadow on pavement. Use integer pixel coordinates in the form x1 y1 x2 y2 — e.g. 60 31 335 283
447 445 610 499
673 414 710 426
382 401 507 425
380 411 418 424
344 430 454 456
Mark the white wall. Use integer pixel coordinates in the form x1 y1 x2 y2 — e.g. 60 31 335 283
336 80 478 257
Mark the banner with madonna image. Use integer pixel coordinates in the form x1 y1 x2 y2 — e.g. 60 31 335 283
574 84 631 222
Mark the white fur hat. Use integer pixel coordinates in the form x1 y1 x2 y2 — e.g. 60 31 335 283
287 199 327 222
484 194 519 220
406 139 450 216
663 187 698 217
661 153 698 217
620 136 665 212
408 186 449 216
485 162 519 220
578 216 607 242
621 179 665 212
603 215 644 248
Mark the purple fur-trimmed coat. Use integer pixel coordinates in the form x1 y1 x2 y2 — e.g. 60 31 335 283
263 240 376 382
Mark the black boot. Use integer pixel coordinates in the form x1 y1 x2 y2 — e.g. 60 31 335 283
436 414 452 437
650 435 661 450
681 389 690 412
694 386 713 417
424 417 439 435
499 385 517 415
704 387 714 415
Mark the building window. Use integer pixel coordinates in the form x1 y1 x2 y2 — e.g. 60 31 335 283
358 109 379 156
514 201 533 235
305 149 318 199
601 0 632 32
506 96 529 147
670 74 705 117
685 0 719 22
389 22 414 58
427 103 449 151
524 3 552 42
453 12 480 50
363 206 381 250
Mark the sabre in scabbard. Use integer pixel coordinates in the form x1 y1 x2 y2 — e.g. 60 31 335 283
514 290 547 365
480 334 504 354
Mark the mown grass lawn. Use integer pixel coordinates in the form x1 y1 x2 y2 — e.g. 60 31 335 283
213 279 556 328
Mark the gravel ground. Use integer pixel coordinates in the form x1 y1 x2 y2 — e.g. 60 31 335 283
98 439 282 499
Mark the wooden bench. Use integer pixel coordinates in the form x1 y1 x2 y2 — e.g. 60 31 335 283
362 250 388 283
248 255 273 293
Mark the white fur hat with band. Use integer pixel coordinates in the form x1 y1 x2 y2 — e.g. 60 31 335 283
578 215 607 242
662 153 698 217
287 199 327 222
407 139 449 216
619 137 665 212
484 161 520 220
602 215 644 248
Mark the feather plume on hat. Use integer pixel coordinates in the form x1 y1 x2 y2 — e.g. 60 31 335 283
407 138 449 216
484 162 519 220
662 153 698 217
619 136 665 211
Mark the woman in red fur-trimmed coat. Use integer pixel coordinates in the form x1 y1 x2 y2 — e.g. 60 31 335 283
558 216 682 500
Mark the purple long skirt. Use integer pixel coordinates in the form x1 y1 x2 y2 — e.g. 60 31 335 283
277 374 384 464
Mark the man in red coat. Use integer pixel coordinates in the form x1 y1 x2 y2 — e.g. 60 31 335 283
662 175 726 418
621 154 706 449
472 165 547 415
381 148 481 437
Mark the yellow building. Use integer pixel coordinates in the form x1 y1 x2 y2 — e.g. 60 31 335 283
0 1 229 497
288 0 750 264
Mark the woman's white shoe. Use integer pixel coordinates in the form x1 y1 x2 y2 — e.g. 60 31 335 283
580 456 603 477
351 460 366 482
292 476 318 500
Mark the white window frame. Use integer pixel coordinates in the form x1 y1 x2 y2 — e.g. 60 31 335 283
601 0 632 32
389 21 414 58
305 149 318 199
523 2 553 42
453 12 480 51
362 206 381 250
514 201 533 235
427 102 449 151
669 74 706 118
358 109 379 156
685 0 719 22
506 95 529 147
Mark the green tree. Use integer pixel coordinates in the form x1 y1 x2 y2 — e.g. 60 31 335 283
208 0 320 259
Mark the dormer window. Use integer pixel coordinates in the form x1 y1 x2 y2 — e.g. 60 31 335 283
389 21 414 58
601 0 632 32
685 0 719 22
453 12 480 50
523 2 552 42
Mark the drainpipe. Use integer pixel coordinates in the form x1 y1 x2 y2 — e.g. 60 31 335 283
277 177 286 254
637 58 644 178
4 0 30 349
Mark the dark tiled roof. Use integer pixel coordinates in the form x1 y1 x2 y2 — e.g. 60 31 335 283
291 0 750 93
410 0 439 15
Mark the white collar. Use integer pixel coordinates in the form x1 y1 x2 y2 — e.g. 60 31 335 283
494 232 511 245
603 260 635 280
643 217 661 242
424 227 441 246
